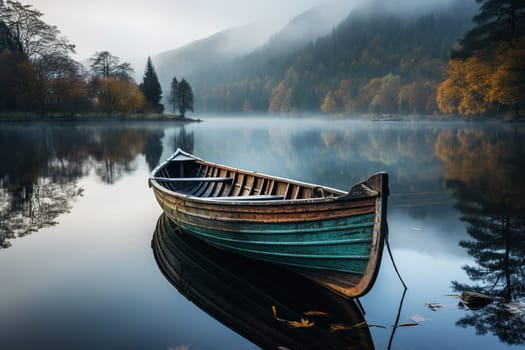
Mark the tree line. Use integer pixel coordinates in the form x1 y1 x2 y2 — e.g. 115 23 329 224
187 0 523 118
0 0 194 117
188 4 473 116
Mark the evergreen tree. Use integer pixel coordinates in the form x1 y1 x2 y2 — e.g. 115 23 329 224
453 0 525 58
140 57 163 112
168 76 179 114
167 77 194 117
177 79 194 118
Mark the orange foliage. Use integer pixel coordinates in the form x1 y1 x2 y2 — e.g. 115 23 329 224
94 77 146 114
268 80 292 113
437 37 525 116
321 91 338 113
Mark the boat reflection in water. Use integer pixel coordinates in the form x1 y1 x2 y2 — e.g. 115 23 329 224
152 214 375 349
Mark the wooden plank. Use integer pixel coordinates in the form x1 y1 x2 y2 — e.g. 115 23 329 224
201 195 285 201
151 177 233 183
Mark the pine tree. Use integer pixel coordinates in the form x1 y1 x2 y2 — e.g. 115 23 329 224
140 56 163 112
453 0 525 58
168 77 194 118
168 76 179 114
177 79 194 118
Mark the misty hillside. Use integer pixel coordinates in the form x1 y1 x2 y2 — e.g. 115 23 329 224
154 0 356 102
249 0 358 62
153 22 274 95
187 0 477 115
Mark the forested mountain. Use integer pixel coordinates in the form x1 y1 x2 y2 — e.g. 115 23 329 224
154 23 275 95
184 0 477 115
154 0 356 106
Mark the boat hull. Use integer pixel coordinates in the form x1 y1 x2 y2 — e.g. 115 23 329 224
151 169 388 298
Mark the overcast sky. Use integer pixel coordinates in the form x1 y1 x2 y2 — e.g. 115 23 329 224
23 0 329 62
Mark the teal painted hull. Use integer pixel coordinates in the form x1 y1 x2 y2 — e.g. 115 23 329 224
173 213 376 275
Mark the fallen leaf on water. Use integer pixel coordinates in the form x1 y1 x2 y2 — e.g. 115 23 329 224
396 323 419 328
330 322 363 332
288 318 315 328
303 310 328 316
426 302 445 311
410 314 429 323
330 321 386 332
330 323 351 332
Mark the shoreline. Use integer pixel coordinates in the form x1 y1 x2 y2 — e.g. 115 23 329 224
0 113 202 123
1 112 523 123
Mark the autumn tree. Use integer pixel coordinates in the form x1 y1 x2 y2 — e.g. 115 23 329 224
0 0 87 113
94 77 145 114
354 78 382 112
369 74 401 115
268 80 292 113
89 51 150 114
139 57 163 113
320 91 338 113
438 0 525 117
45 58 92 114
334 79 355 112
438 38 525 116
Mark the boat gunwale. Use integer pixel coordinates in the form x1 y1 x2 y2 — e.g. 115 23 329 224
149 150 370 205
150 168 382 206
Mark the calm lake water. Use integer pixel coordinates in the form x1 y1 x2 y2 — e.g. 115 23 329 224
0 117 524 350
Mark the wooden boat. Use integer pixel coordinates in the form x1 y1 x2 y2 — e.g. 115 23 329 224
152 214 375 350
148 148 389 298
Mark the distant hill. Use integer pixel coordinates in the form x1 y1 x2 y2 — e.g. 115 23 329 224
154 23 274 90
251 0 358 61
185 0 478 115
154 0 357 106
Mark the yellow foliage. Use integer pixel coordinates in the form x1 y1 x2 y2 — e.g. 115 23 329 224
334 79 354 112
95 77 146 114
268 80 293 113
321 91 338 113
437 36 525 115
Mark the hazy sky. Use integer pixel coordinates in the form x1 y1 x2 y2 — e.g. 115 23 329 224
23 0 329 62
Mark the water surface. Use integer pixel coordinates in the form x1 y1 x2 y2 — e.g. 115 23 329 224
0 117 523 349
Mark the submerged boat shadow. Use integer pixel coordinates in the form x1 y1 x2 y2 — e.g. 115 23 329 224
152 214 375 349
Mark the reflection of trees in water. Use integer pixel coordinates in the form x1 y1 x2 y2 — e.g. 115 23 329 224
143 131 164 171
435 127 525 345
168 126 194 154
0 178 82 249
89 129 146 184
0 124 185 249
